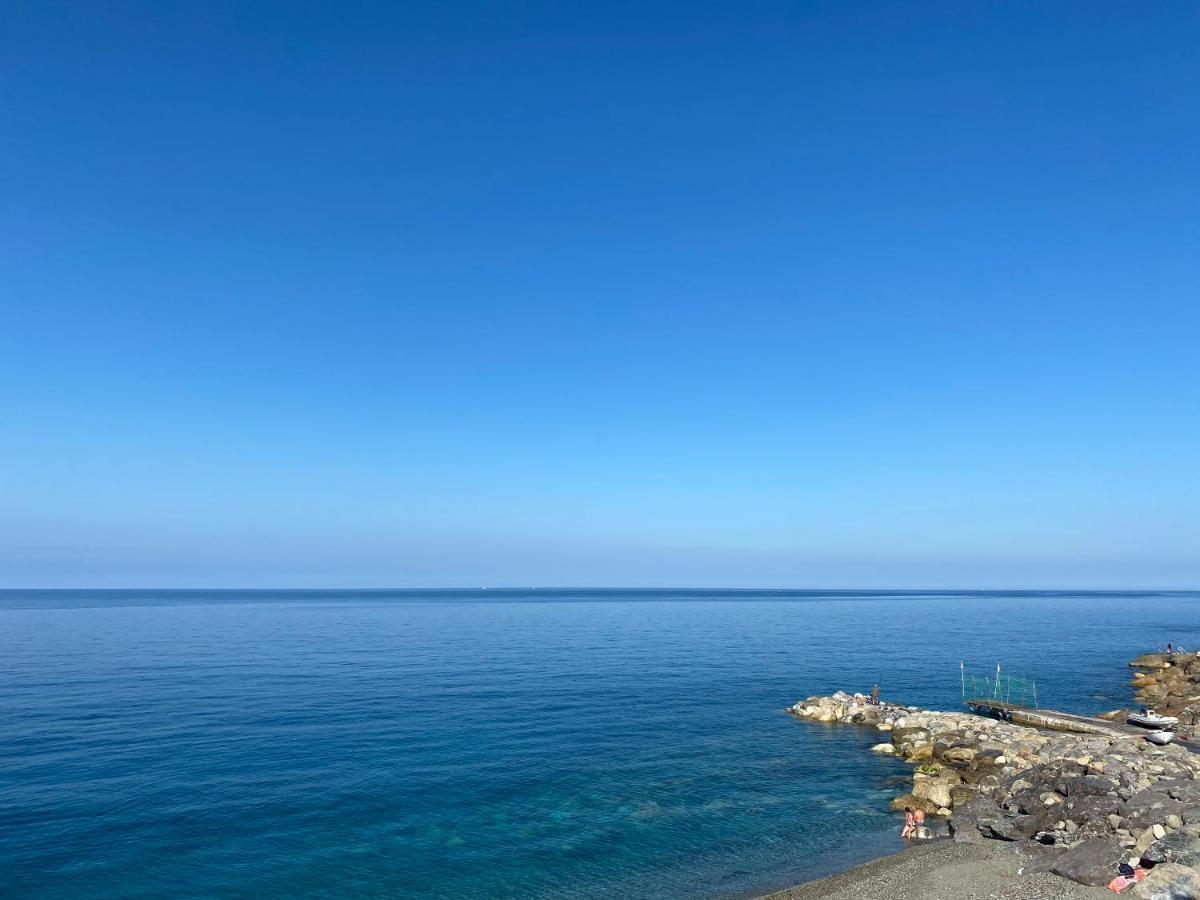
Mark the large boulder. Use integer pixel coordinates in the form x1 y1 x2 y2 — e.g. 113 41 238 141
1128 862 1200 899
942 745 977 764
892 727 933 759
1125 792 1189 831
890 793 941 816
1062 792 1125 833
891 726 930 747
1145 832 1200 868
946 796 1048 842
979 811 1049 842
912 771 959 810
948 796 1000 844
1131 654 1171 669
1060 774 1119 798
949 783 979 808
1050 837 1128 886
1162 781 1200 806
1006 786 1047 815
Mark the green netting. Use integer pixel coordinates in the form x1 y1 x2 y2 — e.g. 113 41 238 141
960 664 1038 709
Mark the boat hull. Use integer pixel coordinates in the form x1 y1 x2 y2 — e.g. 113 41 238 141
1128 713 1180 728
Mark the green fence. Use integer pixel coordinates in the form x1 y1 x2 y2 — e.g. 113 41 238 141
961 663 1038 709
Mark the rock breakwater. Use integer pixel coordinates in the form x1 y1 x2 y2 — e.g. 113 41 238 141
789 690 1200 891
1128 652 1200 741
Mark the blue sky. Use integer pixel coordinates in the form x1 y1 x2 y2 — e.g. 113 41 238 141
2 1 1197 588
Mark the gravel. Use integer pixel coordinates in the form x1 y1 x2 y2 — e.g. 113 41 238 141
759 839 1111 900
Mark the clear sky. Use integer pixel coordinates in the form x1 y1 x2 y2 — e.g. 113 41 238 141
3 1 1198 588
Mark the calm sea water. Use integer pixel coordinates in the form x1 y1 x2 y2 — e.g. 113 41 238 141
2 589 1197 899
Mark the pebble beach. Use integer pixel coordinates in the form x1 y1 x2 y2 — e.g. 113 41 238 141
762 840 1108 900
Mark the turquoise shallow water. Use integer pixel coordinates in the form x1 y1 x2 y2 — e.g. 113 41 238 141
2 589 1198 898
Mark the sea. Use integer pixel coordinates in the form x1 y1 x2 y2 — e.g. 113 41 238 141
2 589 1197 899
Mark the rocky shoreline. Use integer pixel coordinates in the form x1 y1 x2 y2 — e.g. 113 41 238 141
786 662 1200 896
1126 652 1200 741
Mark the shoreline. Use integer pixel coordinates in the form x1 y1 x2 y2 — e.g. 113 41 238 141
762 651 1200 897
758 838 1109 899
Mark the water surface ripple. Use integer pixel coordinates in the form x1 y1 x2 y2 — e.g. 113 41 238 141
2 589 1196 898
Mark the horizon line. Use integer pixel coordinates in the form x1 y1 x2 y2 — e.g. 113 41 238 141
2 585 1197 593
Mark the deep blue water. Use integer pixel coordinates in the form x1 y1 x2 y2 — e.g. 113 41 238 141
2 589 1197 899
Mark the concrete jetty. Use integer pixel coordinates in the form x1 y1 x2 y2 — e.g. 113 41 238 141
963 699 1147 740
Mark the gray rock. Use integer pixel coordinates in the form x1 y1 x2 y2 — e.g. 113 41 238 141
1007 787 1047 815
1059 774 1117 798
1126 792 1189 830
1146 832 1200 867
1049 837 1127 886
948 796 1000 844
980 811 1048 841
942 745 977 764
1128 862 1200 899
1163 782 1200 805
948 784 977 808
891 727 931 747
1062 792 1124 823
